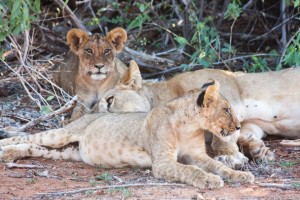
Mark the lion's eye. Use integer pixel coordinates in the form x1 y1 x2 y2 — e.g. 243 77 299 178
104 48 111 56
85 48 93 55
106 96 114 108
224 108 231 115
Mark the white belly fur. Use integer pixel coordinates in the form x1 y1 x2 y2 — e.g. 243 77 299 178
243 99 300 138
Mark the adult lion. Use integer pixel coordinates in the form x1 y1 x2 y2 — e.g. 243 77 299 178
54 27 128 121
0 81 254 189
98 61 300 166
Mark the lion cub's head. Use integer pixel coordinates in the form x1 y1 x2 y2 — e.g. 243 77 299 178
67 28 127 80
96 60 151 113
196 81 241 141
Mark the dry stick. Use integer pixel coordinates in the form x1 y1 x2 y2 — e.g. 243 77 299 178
280 139 300 146
258 182 292 189
36 183 186 197
5 163 44 169
123 47 175 70
250 14 299 43
4 96 78 133
53 0 87 31
280 0 287 48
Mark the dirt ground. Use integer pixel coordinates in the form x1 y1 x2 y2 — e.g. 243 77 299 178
0 136 299 200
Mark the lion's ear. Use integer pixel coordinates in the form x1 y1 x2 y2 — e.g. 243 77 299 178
118 60 142 90
106 27 127 53
197 80 220 108
67 29 89 53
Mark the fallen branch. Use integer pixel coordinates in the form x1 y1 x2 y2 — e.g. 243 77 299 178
2 96 78 137
36 183 185 197
258 182 292 189
5 163 44 169
122 47 175 71
280 139 300 146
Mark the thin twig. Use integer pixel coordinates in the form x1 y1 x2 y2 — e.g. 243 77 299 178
258 182 292 189
3 96 77 133
280 139 300 146
280 0 287 49
5 163 44 169
250 14 299 42
36 183 186 197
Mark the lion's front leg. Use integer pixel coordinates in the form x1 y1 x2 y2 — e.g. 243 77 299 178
152 153 224 189
190 153 254 184
238 122 274 161
211 132 249 169
0 144 82 163
150 131 223 189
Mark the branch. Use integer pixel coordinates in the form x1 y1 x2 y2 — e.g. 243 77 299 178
122 47 175 71
52 0 87 31
280 139 300 146
2 96 78 136
258 182 292 189
36 183 186 197
5 163 44 169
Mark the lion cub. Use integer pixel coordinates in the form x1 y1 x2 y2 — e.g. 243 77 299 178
0 81 254 189
54 27 128 121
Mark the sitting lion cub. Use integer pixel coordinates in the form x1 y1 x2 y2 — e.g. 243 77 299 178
54 27 128 121
0 81 254 189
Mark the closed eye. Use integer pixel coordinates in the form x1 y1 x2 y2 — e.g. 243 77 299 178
224 108 231 115
85 48 93 55
106 96 114 109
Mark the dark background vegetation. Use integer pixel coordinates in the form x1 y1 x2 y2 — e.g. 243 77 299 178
0 0 300 125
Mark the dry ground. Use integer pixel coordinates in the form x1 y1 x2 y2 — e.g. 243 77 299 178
0 137 299 200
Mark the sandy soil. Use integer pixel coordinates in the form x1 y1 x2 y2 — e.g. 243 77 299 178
0 137 299 200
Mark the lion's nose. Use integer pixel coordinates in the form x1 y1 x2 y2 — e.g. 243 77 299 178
95 64 104 69
235 126 241 130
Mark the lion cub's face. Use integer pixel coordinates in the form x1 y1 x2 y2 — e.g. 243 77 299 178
96 60 151 113
67 28 127 80
196 82 241 141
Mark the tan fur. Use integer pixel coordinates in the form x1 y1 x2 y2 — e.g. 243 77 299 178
98 63 300 164
0 83 254 189
53 28 128 121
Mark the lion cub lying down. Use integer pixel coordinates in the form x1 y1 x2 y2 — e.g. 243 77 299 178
99 61 300 164
0 81 254 189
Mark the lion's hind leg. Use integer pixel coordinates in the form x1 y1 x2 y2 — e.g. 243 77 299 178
0 128 79 148
238 122 274 161
0 143 82 163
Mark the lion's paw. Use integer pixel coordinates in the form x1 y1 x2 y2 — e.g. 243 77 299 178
193 174 224 189
214 152 249 170
250 146 274 162
0 146 16 163
227 171 255 184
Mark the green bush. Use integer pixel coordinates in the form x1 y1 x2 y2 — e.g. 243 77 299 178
0 0 40 41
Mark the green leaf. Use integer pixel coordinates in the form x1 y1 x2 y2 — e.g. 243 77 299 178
174 36 188 46
41 105 52 114
11 0 21 18
46 96 55 101
224 2 241 20
34 0 41 13
12 25 21 35
128 14 149 30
